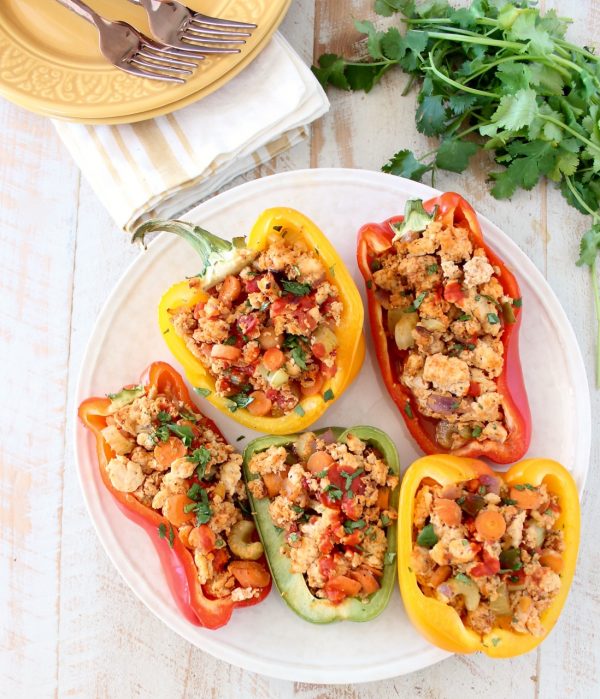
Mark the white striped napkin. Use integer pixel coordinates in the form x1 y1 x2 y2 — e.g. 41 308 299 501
53 34 329 233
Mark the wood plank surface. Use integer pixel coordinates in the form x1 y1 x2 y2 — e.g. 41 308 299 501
0 0 598 696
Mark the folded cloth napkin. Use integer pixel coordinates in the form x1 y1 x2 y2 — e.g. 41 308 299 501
53 33 329 234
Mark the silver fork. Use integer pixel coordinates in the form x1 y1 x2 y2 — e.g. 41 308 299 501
55 0 208 83
129 0 256 54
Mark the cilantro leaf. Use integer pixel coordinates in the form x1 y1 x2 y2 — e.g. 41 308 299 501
416 523 438 548
290 345 307 370
480 89 538 136
416 94 447 136
282 280 311 296
167 424 194 447
312 54 350 91
227 392 254 413
577 222 600 267
382 149 431 181
435 138 479 173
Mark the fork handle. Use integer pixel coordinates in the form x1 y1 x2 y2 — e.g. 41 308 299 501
54 0 104 27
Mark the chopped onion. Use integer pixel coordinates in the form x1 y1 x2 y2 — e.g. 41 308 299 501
427 394 458 414
319 428 336 445
479 473 501 495
420 318 445 333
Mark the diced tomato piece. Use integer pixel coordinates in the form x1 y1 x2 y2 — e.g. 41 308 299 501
212 547 230 573
318 555 337 580
188 524 216 554
444 281 465 304
324 575 362 604
312 342 327 359
270 298 288 316
468 381 481 397
343 531 362 548
244 278 259 293
320 361 338 379
237 314 259 337
319 534 334 555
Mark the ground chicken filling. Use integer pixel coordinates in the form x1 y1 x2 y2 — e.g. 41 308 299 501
411 473 564 637
247 431 399 604
371 218 520 450
102 387 270 600
171 234 343 418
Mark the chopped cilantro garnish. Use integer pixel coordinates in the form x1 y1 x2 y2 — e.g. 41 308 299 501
157 523 175 549
404 402 414 419
291 505 305 514
227 391 254 412
324 484 343 501
416 523 438 548
340 467 364 491
294 404 305 417
426 264 438 274
329 265 335 277
457 313 471 321
289 532 300 543
366 280 372 289
471 426 482 438
194 387 211 397
455 573 472 584
343 519 366 534
215 538 226 549
503 498 518 505
487 312 500 325
478 485 487 496
513 298 523 308
315 468 329 478
183 488 211 524
223 335 237 346
405 291 427 313
370 259 382 272
323 388 334 402
290 345 307 370
380 513 390 527
157 410 171 424
168 424 194 447
152 424 170 443
282 280 311 296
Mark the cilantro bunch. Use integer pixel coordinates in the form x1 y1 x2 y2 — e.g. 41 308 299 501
314 0 600 384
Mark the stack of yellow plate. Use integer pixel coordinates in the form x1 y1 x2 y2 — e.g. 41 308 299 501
0 0 291 124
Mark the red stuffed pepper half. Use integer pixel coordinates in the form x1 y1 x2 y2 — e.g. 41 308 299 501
357 192 530 463
78 361 271 629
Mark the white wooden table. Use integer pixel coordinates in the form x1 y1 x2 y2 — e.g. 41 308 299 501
1 1 599 696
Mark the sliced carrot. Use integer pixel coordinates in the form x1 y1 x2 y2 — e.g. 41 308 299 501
517 595 532 615
188 524 216 554
434 498 462 527
540 550 564 574
262 472 286 498
263 347 285 371
178 524 194 549
300 372 325 397
349 567 380 596
306 451 334 475
429 565 452 588
211 344 241 361
246 390 272 417
509 486 542 510
229 561 271 588
377 487 390 510
163 494 195 527
474 509 506 540
154 436 187 468
218 275 242 305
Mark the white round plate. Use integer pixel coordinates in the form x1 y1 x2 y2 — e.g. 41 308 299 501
75 168 590 684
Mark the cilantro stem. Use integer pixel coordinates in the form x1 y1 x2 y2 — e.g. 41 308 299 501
427 49 498 98
420 30 523 51
541 115 600 158
462 55 572 84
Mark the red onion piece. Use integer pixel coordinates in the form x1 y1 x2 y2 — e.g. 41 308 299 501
427 394 458 414
319 428 336 445
479 473 501 495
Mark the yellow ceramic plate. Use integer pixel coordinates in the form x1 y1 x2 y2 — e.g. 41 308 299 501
0 0 291 123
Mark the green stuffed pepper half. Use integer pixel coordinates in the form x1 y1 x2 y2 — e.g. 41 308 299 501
243 426 400 623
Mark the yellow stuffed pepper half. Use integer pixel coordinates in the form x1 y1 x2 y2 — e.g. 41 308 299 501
134 208 365 434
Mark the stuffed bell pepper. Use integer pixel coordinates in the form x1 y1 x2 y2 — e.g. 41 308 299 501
133 208 365 434
78 361 271 629
243 426 399 622
357 192 530 463
398 455 579 656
